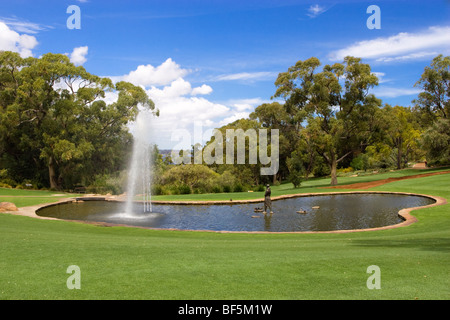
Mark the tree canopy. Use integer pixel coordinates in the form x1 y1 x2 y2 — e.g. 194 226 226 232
1 51 448 193
0 51 156 190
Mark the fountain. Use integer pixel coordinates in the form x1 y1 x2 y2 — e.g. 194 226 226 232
125 109 153 214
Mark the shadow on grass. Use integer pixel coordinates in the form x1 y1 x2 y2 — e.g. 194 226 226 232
351 238 450 253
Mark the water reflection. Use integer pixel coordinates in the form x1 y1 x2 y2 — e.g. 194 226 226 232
36 193 435 232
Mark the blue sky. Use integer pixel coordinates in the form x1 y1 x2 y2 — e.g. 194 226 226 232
1 0 449 148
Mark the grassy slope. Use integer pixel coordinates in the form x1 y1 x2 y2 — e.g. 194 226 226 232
0 169 449 300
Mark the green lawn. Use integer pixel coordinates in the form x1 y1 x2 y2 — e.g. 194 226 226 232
0 188 76 207
0 168 449 300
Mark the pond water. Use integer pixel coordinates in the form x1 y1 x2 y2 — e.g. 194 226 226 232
36 193 435 232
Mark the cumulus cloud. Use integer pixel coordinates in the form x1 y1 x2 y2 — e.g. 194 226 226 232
0 22 38 57
107 59 273 148
106 59 238 148
191 84 213 96
329 25 450 62
69 46 88 65
121 58 190 87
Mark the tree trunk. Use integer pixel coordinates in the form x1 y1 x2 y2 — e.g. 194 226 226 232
48 156 59 190
330 158 338 186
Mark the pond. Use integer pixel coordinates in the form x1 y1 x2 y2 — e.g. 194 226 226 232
36 193 435 232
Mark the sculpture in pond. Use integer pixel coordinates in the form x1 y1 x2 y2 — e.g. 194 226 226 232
263 184 273 214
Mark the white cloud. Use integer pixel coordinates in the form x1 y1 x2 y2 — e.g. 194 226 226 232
218 112 251 127
213 71 277 82
107 59 274 148
376 51 439 63
107 59 227 148
191 84 213 95
329 25 450 62
371 72 392 84
69 46 88 65
307 4 326 18
227 98 268 112
121 58 190 87
371 87 421 98
148 93 230 148
0 22 38 57
0 17 51 34
147 77 193 99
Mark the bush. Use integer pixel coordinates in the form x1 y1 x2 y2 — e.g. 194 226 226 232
0 182 12 188
233 183 245 193
350 154 369 171
289 170 303 188
313 161 330 177
151 184 165 196
253 184 265 192
86 172 126 195
178 184 191 194
223 185 232 193
337 167 354 174
0 178 17 188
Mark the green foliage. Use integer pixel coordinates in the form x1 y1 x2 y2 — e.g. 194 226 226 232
253 184 265 192
233 183 245 192
414 54 450 121
178 184 192 194
151 184 166 196
413 55 450 165
350 154 369 171
286 149 306 188
288 170 303 188
0 51 157 190
86 172 127 195
421 118 450 165
273 56 382 185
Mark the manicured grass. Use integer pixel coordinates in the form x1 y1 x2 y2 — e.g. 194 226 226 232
0 188 76 207
0 169 449 300
151 167 450 202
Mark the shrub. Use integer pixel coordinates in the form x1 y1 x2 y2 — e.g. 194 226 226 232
178 184 191 194
0 178 17 188
87 172 126 195
0 182 12 188
337 167 354 174
253 184 265 192
289 170 303 188
151 184 165 196
350 154 369 171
